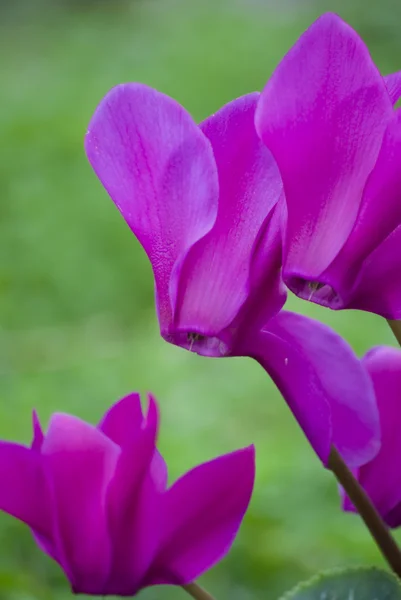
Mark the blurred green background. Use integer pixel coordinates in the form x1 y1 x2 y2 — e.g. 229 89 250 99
0 0 400 598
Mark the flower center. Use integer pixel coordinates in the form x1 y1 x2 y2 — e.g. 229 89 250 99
187 332 206 349
307 281 326 300
286 277 344 309
164 330 229 357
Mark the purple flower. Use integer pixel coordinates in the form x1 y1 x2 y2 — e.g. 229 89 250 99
85 83 379 467
255 13 401 318
0 394 255 595
343 347 401 528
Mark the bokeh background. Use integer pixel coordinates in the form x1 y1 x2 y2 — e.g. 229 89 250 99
0 0 400 598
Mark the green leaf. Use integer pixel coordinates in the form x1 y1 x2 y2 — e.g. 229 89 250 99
280 567 401 600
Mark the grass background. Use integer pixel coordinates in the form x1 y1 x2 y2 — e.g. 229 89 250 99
0 0 400 598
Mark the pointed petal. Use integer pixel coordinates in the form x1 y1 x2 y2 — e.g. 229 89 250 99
98 393 143 447
385 71 401 104
42 414 120 594
85 83 219 332
150 450 168 492
31 410 44 452
350 225 401 319
170 93 282 341
0 442 51 534
106 395 161 594
349 347 401 524
255 13 392 281
239 311 380 466
318 109 401 307
28 412 63 563
108 395 158 518
147 446 255 586
100 392 167 495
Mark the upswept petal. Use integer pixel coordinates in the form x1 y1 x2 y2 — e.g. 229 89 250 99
106 395 160 594
255 13 392 280
0 442 50 534
107 394 158 523
385 71 401 104
98 393 143 447
31 410 44 452
99 394 169 497
349 225 401 319
239 311 379 466
321 109 401 303
42 414 120 594
171 93 282 342
145 446 255 586
150 449 168 492
85 83 219 331
232 197 287 339
344 347 401 525
29 412 56 560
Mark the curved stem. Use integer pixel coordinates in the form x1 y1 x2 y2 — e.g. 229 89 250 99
329 447 401 578
182 583 217 600
388 320 401 347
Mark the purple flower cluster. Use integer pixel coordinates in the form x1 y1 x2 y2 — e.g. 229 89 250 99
86 11 401 469
1 11 401 597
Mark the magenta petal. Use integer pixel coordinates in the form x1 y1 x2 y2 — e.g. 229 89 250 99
172 93 282 337
108 394 158 518
42 414 120 594
350 225 401 319
31 410 44 452
353 347 401 523
146 446 255 586
85 84 219 331
98 393 143 447
385 71 401 104
106 395 160 594
255 13 392 278
233 197 287 337
316 109 401 306
240 311 379 466
150 449 168 492
29 412 54 557
0 442 50 534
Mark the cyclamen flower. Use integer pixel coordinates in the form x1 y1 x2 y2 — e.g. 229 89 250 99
343 347 401 528
85 83 379 467
0 394 255 595
255 13 401 318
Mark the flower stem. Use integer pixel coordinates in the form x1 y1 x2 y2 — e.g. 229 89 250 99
388 320 401 347
182 583 217 600
328 447 401 578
